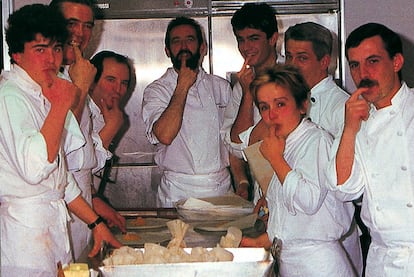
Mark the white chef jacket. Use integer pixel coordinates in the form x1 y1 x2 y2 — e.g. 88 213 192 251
142 67 232 207
308 76 349 138
89 98 114 189
0 65 83 276
221 81 262 158
326 82 414 276
242 119 355 276
60 67 112 260
309 76 363 276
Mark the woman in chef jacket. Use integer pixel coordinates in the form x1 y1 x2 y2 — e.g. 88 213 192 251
240 65 356 276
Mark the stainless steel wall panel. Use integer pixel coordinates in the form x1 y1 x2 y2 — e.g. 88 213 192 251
84 18 210 165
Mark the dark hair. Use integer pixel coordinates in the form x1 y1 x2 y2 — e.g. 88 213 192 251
49 0 99 19
165 17 204 50
285 22 332 60
251 64 309 109
90 50 131 85
6 4 68 63
345 23 402 60
231 3 278 39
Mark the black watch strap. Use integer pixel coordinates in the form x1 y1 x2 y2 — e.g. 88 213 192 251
88 216 104 230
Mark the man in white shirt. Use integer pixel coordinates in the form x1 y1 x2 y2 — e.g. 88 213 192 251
50 0 126 260
0 4 120 276
327 22 414 276
222 2 280 201
284 22 363 276
89 50 132 154
142 17 233 207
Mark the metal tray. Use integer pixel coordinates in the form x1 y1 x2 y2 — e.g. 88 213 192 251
175 195 254 221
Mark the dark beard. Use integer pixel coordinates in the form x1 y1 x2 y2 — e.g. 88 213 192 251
171 49 200 70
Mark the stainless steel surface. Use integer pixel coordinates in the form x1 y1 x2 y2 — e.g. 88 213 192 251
175 195 255 221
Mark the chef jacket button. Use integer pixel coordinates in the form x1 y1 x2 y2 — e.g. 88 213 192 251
397 131 403 136
401 166 407 171
390 110 396 115
407 203 413 208
376 206 381 211
310 97 316 103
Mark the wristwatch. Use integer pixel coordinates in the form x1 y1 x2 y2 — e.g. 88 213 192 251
88 216 104 230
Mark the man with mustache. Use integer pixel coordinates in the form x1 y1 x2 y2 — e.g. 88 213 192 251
326 23 414 276
142 17 233 207
50 0 126 260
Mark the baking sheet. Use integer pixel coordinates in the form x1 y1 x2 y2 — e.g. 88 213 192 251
175 195 254 221
194 213 257 232
115 232 171 247
126 217 170 230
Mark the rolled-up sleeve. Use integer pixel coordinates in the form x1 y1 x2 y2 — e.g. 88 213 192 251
64 172 82 203
62 110 85 155
325 137 365 201
0 93 58 184
142 82 172 145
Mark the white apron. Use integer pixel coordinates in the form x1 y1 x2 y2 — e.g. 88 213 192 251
278 240 356 277
68 169 93 260
157 168 232 208
0 191 72 277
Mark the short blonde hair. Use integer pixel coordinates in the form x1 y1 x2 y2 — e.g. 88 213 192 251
251 64 309 109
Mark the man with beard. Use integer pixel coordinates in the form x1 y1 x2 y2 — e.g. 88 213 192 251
142 17 233 207
326 23 414 276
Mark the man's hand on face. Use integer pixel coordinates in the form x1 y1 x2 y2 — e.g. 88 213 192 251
100 97 124 133
237 57 255 92
68 45 97 93
42 73 80 112
344 88 370 135
177 55 197 92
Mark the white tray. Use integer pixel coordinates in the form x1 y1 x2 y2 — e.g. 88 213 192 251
99 248 273 277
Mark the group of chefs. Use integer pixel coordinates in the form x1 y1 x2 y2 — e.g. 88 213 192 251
0 0 413 276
